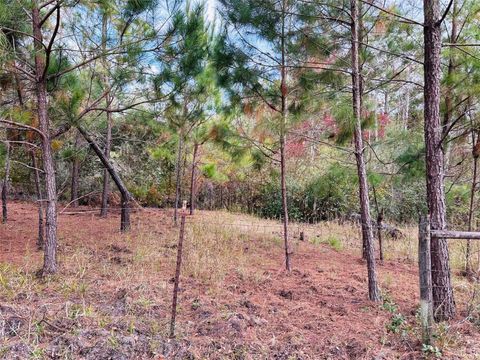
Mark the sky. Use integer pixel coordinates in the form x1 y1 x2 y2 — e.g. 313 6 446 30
205 0 217 22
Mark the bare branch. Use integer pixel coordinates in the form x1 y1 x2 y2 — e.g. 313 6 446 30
437 0 454 26
0 119 46 139
42 3 61 80
359 0 423 26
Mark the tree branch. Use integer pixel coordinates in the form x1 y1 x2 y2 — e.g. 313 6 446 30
42 3 61 80
437 0 454 26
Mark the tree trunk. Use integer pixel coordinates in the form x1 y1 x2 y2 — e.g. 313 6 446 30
100 12 112 218
423 0 455 321
31 150 44 249
280 0 291 272
11 42 43 246
359 1 367 260
404 90 410 130
76 125 131 231
351 0 380 302
173 133 183 226
33 3 58 275
372 184 383 262
71 131 81 207
189 142 199 215
442 0 457 169
377 210 384 262
2 141 10 223
100 111 112 217
467 129 479 273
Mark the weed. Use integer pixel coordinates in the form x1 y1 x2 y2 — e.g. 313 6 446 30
107 332 119 349
382 293 409 335
382 293 398 314
433 322 461 353
422 344 442 358
98 316 111 329
128 320 136 334
29 347 45 360
386 313 406 334
326 236 342 251
191 298 201 310
66 302 93 319
314 235 343 251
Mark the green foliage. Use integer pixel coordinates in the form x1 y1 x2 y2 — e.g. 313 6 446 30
325 236 342 251
446 183 471 226
305 165 358 221
201 163 227 182
386 313 406 334
252 164 358 222
130 184 165 207
421 344 442 358
382 293 399 314
383 293 407 335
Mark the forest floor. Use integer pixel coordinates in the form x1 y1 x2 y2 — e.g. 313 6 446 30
1 202 480 359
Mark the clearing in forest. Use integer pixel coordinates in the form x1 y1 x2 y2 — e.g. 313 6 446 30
1 202 480 359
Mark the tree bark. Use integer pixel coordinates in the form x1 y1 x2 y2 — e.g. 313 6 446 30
467 129 479 273
76 125 131 231
377 210 384 262
359 3 367 260
351 0 380 302
173 132 184 225
423 0 455 321
189 142 199 215
279 0 291 272
2 141 10 224
100 12 112 218
11 42 44 247
31 150 44 249
442 0 457 169
33 2 58 275
71 131 81 207
372 184 383 262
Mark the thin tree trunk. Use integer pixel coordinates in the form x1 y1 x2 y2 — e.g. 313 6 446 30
377 210 384 262
174 133 183 226
351 0 380 302
359 1 367 260
33 2 58 275
170 207 186 338
181 146 188 202
189 142 199 215
467 129 479 273
2 141 10 223
31 150 44 249
372 184 383 262
404 90 410 130
424 0 455 321
11 41 44 246
76 125 131 231
280 0 291 272
71 131 81 207
100 12 112 218
442 0 457 169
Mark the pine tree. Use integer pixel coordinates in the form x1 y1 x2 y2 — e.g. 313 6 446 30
154 2 217 224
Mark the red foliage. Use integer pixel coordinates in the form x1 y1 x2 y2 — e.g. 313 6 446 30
322 114 337 135
377 112 390 138
286 140 306 157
